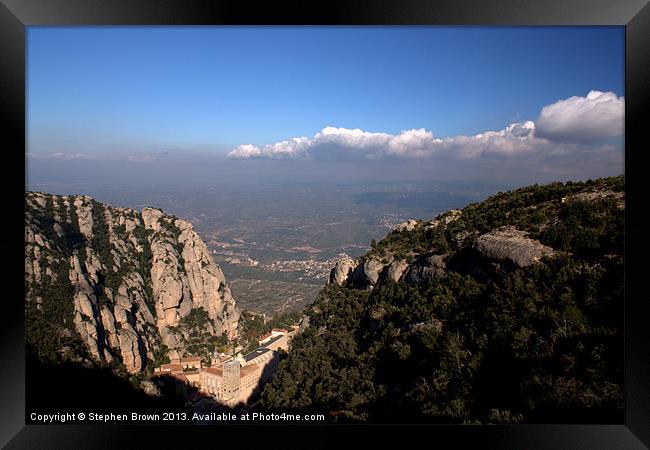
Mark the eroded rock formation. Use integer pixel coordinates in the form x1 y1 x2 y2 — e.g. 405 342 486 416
474 226 555 268
25 192 239 373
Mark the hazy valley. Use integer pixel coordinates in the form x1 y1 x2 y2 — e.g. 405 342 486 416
25 176 625 423
28 180 507 315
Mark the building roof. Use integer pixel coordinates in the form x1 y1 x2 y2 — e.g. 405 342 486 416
240 363 260 378
180 356 202 363
272 328 288 334
258 332 273 342
262 334 285 347
211 356 233 368
244 347 271 363
160 363 184 373
202 367 223 377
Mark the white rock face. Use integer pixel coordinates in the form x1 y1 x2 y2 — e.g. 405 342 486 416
395 219 418 232
326 209 464 290
25 192 240 374
74 197 94 240
348 255 394 289
426 209 462 230
176 218 239 337
328 256 357 285
363 257 387 286
141 380 161 397
328 253 407 289
142 208 240 350
475 226 555 268
118 326 143 373
385 259 409 282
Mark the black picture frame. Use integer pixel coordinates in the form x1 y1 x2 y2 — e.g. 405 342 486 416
2 1 648 448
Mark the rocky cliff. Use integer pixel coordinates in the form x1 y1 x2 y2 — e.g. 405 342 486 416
25 192 240 373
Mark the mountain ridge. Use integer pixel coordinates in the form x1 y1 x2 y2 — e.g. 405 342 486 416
261 175 624 423
25 192 240 373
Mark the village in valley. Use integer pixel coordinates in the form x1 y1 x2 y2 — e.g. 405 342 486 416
152 319 307 407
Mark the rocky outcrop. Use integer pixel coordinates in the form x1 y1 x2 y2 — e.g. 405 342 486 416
426 209 462 230
142 380 162 397
395 219 418 232
328 255 357 286
570 190 624 209
474 226 555 268
333 253 448 290
384 259 409 282
325 207 555 291
25 192 240 373
403 254 447 286
327 208 466 290
142 207 240 347
351 257 386 287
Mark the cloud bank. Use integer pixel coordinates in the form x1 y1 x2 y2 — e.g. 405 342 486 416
228 90 624 161
535 90 625 142
31 149 170 163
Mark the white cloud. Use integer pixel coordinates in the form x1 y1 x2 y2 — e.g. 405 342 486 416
49 152 98 161
228 120 543 161
228 137 311 159
127 154 158 162
535 90 624 142
311 126 443 158
386 128 441 157
227 91 623 162
314 127 392 149
29 151 167 163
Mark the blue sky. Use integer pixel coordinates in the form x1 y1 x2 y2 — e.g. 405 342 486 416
28 26 624 157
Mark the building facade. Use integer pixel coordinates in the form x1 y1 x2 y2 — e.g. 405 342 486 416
154 322 301 406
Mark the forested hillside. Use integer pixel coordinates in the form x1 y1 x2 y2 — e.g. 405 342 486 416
260 176 624 423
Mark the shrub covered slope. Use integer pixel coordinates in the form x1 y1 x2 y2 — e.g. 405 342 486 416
261 176 624 423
